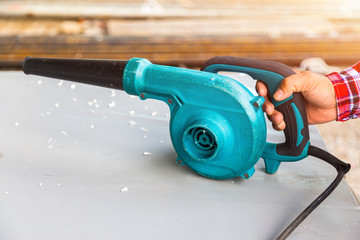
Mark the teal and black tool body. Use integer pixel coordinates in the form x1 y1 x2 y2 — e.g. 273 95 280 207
22 56 309 180
22 56 350 239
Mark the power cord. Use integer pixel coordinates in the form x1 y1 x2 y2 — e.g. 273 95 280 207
277 145 351 240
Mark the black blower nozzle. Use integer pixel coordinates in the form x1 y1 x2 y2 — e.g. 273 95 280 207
22 57 128 90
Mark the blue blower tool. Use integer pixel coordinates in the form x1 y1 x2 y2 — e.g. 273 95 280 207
22 56 309 180
22 56 350 239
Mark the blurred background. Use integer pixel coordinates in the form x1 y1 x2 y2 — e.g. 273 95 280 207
0 0 359 200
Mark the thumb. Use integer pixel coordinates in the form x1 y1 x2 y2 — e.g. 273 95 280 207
273 73 308 101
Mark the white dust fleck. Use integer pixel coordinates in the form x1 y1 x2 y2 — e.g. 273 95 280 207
70 84 76 90
108 101 116 108
88 99 98 106
54 103 60 108
14 122 19 127
120 187 128 192
129 110 135 116
110 90 116 97
151 111 158 117
90 125 95 129
39 182 43 186
128 120 136 127
37 80 42 85
57 80 64 86
143 152 152 156
61 131 68 136
72 98 77 102
140 127 148 132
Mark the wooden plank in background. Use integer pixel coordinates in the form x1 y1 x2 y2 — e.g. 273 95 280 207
2 34 360 69
1 1 360 69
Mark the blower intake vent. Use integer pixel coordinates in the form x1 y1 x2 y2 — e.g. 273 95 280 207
183 126 218 160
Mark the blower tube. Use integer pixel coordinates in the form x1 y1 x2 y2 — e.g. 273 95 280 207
22 57 128 90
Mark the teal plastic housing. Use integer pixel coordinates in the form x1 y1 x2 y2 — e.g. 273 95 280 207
123 58 266 179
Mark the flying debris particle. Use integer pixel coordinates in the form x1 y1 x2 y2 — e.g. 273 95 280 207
151 111 158 117
128 120 136 127
72 98 77 102
61 131 68 136
57 80 64 86
48 145 54 149
39 182 43 187
37 80 42 85
108 101 116 108
129 110 135 116
120 187 128 192
141 127 148 132
160 140 164 144
70 84 76 90
55 103 60 108
4 191 9 195
90 125 95 129
14 122 19 127
143 152 152 156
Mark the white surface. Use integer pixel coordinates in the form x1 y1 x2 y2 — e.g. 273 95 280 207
0 71 359 240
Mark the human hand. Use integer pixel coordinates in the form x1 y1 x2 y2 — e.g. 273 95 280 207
255 71 337 131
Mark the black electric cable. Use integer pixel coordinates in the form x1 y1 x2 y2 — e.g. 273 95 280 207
276 145 351 240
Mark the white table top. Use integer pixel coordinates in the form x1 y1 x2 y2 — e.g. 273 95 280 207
0 71 359 240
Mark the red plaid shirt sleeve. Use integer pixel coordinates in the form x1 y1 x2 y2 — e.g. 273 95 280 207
326 61 360 121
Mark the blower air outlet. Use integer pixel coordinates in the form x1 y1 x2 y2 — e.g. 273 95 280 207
183 126 218 160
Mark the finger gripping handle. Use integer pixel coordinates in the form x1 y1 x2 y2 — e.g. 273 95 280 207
201 56 309 159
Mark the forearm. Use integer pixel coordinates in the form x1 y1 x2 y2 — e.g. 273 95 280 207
326 61 360 121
